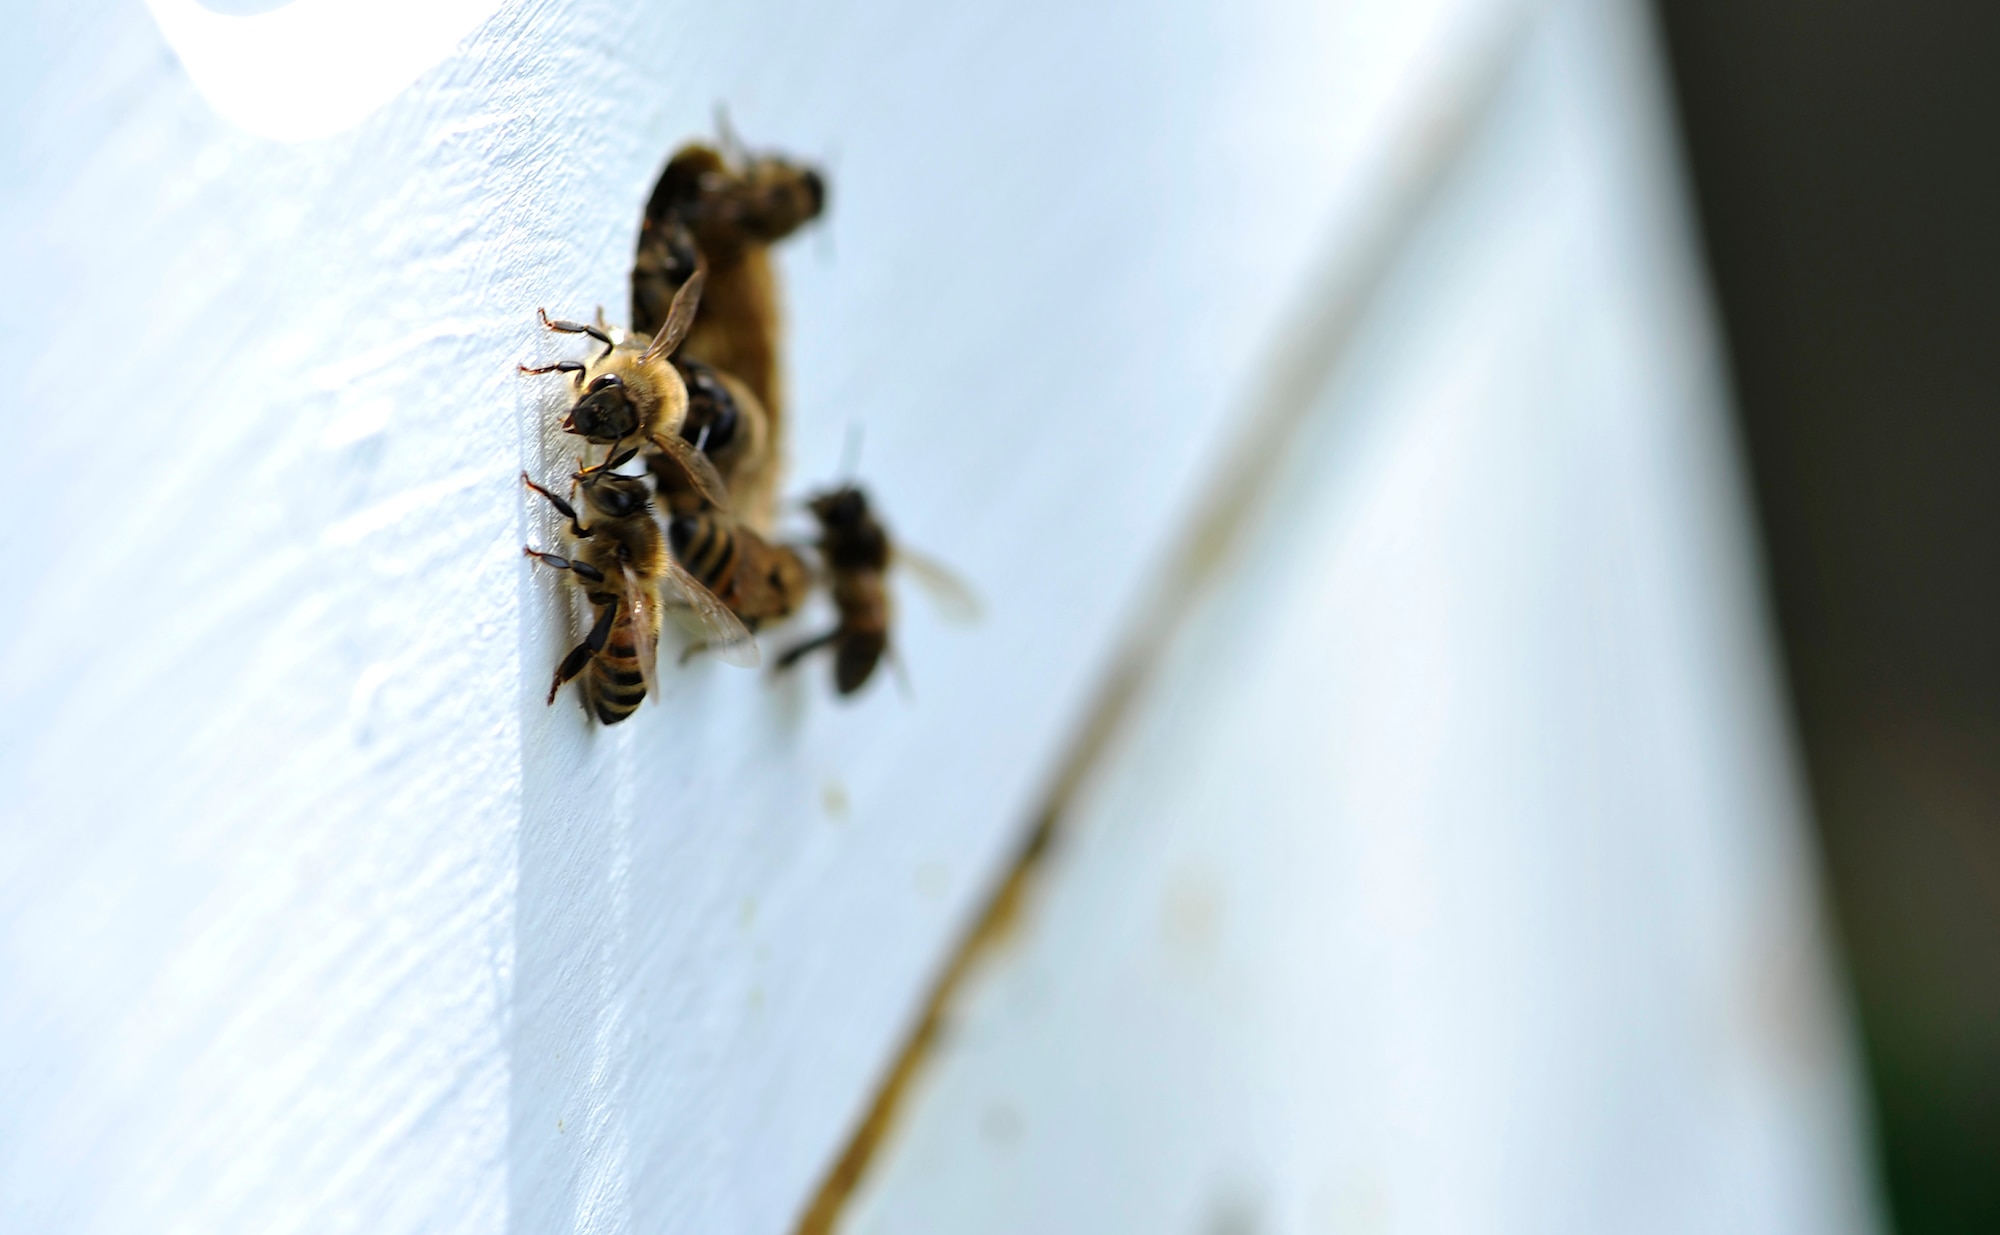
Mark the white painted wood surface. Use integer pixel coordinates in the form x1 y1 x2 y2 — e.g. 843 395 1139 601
844 2 1882 1231
0 0 1872 1232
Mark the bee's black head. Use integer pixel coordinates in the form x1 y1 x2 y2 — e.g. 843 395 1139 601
740 159 827 240
577 463 649 520
811 485 869 532
795 167 826 223
565 373 638 443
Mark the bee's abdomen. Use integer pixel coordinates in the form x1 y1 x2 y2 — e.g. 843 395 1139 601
834 631 888 696
585 605 648 725
670 514 740 597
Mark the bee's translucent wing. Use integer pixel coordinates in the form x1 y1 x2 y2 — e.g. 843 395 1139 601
621 563 662 702
658 552 761 668
650 430 731 509
715 104 747 168
642 253 707 363
897 547 983 626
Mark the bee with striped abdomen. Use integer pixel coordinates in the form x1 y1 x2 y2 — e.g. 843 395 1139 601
776 485 979 697
523 446 757 723
632 126 825 517
667 509 812 660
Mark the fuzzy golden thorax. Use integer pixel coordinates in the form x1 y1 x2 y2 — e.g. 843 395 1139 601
563 339 691 448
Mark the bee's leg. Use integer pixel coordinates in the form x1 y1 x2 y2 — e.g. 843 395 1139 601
522 473 591 538
834 635 886 696
522 547 605 583
775 630 838 672
519 359 586 390
547 598 619 705
536 308 615 361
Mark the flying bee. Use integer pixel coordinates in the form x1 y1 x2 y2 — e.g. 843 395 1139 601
521 258 730 510
667 510 812 661
649 356 780 531
523 444 757 724
631 126 826 487
777 485 980 697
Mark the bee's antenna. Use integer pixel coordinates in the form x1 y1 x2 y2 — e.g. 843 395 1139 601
837 424 864 483
715 103 745 166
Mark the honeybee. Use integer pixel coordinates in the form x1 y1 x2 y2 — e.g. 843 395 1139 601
777 486 980 697
523 445 757 723
649 356 780 531
668 510 812 658
632 129 825 521
521 261 729 510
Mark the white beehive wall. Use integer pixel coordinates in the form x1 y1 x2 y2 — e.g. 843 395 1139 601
0 0 1875 1232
